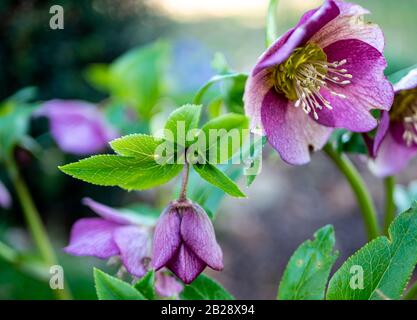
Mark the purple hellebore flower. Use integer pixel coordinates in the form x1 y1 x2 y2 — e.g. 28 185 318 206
152 200 223 284
65 197 150 278
36 100 118 155
368 68 417 177
244 0 394 165
0 179 11 209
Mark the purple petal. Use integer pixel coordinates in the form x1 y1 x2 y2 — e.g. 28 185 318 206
394 68 417 93
180 203 223 271
36 100 118 155
113 226 149 278
155 271 183 297
254 0 339 74
152 205 182 270
0 180 11 209
261 89 333 165
309 0 384 53
64 218 120 259
167 244 206 284
372 111 391 156
82 198 135 225
369 129 417 177
316 39 393 132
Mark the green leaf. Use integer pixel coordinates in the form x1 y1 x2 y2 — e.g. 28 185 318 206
84 63 110 92
180 274 234 300
94 268 146 300
109 41 169 119
164 104 202 147
134 270 156 300
59 154 182 191
278 225 339 300
193 163 246 198
388 64 417 84
244 135 267 187
198 113 248 164
0 95 36 158
110 134 164 159
327 204 417 300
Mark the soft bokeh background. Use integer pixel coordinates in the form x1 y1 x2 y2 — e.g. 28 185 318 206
1 0 417 299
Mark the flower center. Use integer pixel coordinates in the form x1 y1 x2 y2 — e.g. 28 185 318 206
391 88 417 146
272 43 352 120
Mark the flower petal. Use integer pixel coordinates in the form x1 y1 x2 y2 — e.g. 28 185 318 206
261 89 332 165
244 68 274 131
316 39 393 131
309 0 384 53
113 226 149 278
155 271 183 297
36 100 118 155
393 68 417 93
152 206 182 270
0 180 11 209
180 203 223 271
369 130 417 177
372 111 391 156
167 244 206 284
82 198 135 225
64 218 120 259
254 0 339 74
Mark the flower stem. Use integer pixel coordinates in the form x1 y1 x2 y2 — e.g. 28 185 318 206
403 280 417 300
266 0 279 47
5 156 72 300
323 144 380 240
383 176 396 235
179 160 190 202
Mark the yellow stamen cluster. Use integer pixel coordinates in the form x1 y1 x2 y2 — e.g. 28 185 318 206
273 43 352 120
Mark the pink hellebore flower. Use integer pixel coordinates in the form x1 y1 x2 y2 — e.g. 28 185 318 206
36 100 118 155
65 198 183 297
152 200 223 284
0 180 11 209
65 198 150 277
244 0 394 165
368 68 417 177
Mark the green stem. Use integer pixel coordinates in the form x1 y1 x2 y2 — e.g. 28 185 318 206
323 144 380 240
266 0 279 47
403 280 417 300
5 157 72 300
178 160 190 202
383 176 396 235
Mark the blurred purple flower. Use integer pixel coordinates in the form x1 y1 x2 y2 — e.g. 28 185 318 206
153 200 223 284
368 68 417 177
0 180 11 209
36 100 118 155
155 271 183 298
244 0 393 165
65 198 150 278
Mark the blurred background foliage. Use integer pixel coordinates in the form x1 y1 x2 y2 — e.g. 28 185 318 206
1 0 417 299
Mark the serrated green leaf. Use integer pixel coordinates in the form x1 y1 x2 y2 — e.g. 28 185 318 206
164 104 202 147
59 154 182 191
134 270 156 300
180 274 234 300
94 268 146 300
278 225 339 300
198 113 248 164
110 134 164 159
193 163 246 198
327 206 417 300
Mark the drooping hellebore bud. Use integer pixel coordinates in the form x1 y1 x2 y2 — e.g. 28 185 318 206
152 200 223 284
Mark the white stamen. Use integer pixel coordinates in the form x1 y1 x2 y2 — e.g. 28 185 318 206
402 101 417 146
292 58 352 119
